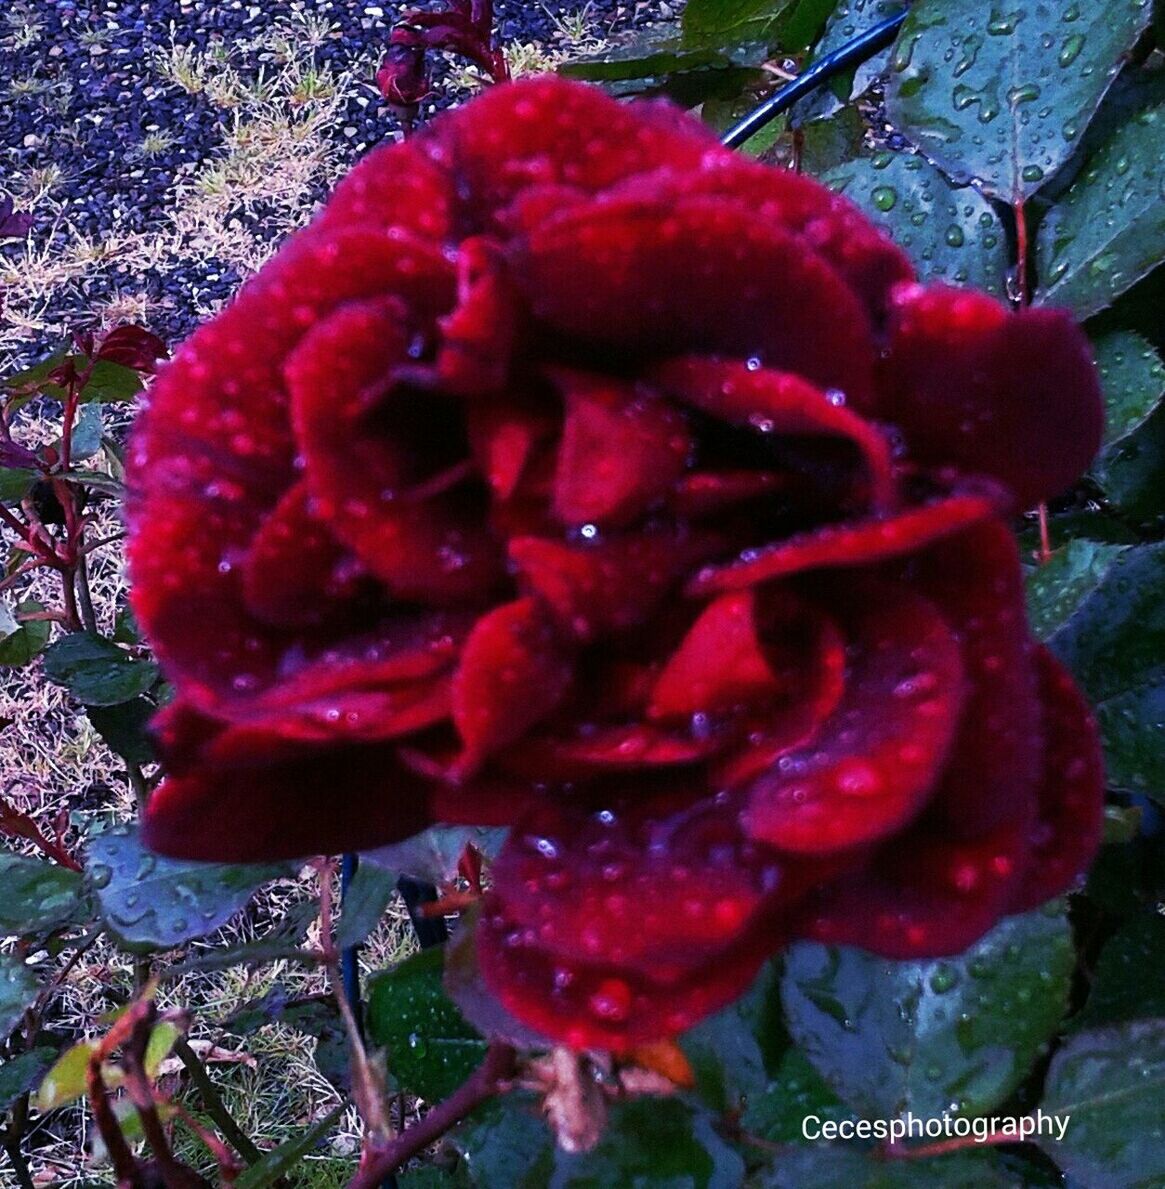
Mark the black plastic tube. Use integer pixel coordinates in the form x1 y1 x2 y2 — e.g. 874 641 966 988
721 9 908 148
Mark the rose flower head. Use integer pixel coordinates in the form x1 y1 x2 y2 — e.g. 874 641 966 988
129 77 1105 1052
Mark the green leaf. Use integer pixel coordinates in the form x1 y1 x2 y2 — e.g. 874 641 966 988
1036 105 1165 318
0 467 35 505
821 149 1009 296
811 0 905 98
772 0 840 52
741 1046 853 1143
335 861 396 950
0 599 51 666
554 1099 745 1187
86 824 288 949
1025 538 1127 641
233 1104 345 1189
454 1096 556 1188
560 24 769 89
42 632 158 706
885 0 1151 202
1042 542 1165 795
1038 1019 1165 1187
78 360 144 404
680 963 774 1113
0 954 38 1038
36 1040 96 1111
781 903 1073 1119
758 1146 1034 1187
790 107 867 174
1090 331 1165 492
366 947 487 1102
0 1047 57 1111
1072 912 1165 1030
1093 401 1165 522
681 0 795 49
0 853 84 935
85 697 157 764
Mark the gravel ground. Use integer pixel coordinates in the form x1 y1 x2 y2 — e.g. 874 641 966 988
0 0 656 369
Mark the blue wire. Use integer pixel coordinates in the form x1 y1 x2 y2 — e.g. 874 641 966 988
721 10 909 148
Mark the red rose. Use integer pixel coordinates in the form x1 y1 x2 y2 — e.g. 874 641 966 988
129 77 1105 1051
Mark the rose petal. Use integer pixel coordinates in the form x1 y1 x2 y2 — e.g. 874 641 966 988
286 295 505 606
477 792 813 1049
452 598 573 771
241 481 375 629
687 486 1003 597
797 818 1029 959
552 370 690 529
433 76 716 228
650 356 894 509
672 470 787 517
509 530 717 642
437 237 520 396
908 521 1042 838
647 591 783 722
1009 646 1104 912
143 704 434 862
516 195 877 404
130 228 457 702
879 284 1104 507
741 582 964 855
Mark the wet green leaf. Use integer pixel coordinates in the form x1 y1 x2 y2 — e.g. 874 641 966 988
553 1098 746 1187
0 853 84 935
86 824 288 950
781 903 1073 1119
1093 401 1165 523
811 0 905 97
1093 331 1165 446
1072 912 1165 1030
680 963 775 1113
0 599 51 666
42 632 158 706
1041 542 1165 796
366 947 487 1102
886 0 1151 202
822 149 1009 296
758 1146 1037 1187
741 1046 853 1143
65 404 104 461
1026 539 1127 640
0 954 38 1039
1036 105 1165 318
1038 1019 1165 1186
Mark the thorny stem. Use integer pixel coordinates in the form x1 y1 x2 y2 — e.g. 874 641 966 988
76 552 99 633
346 1041 517 1189
174 1036 263 1166
125 1020 201 1189
1037 502 1052 564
